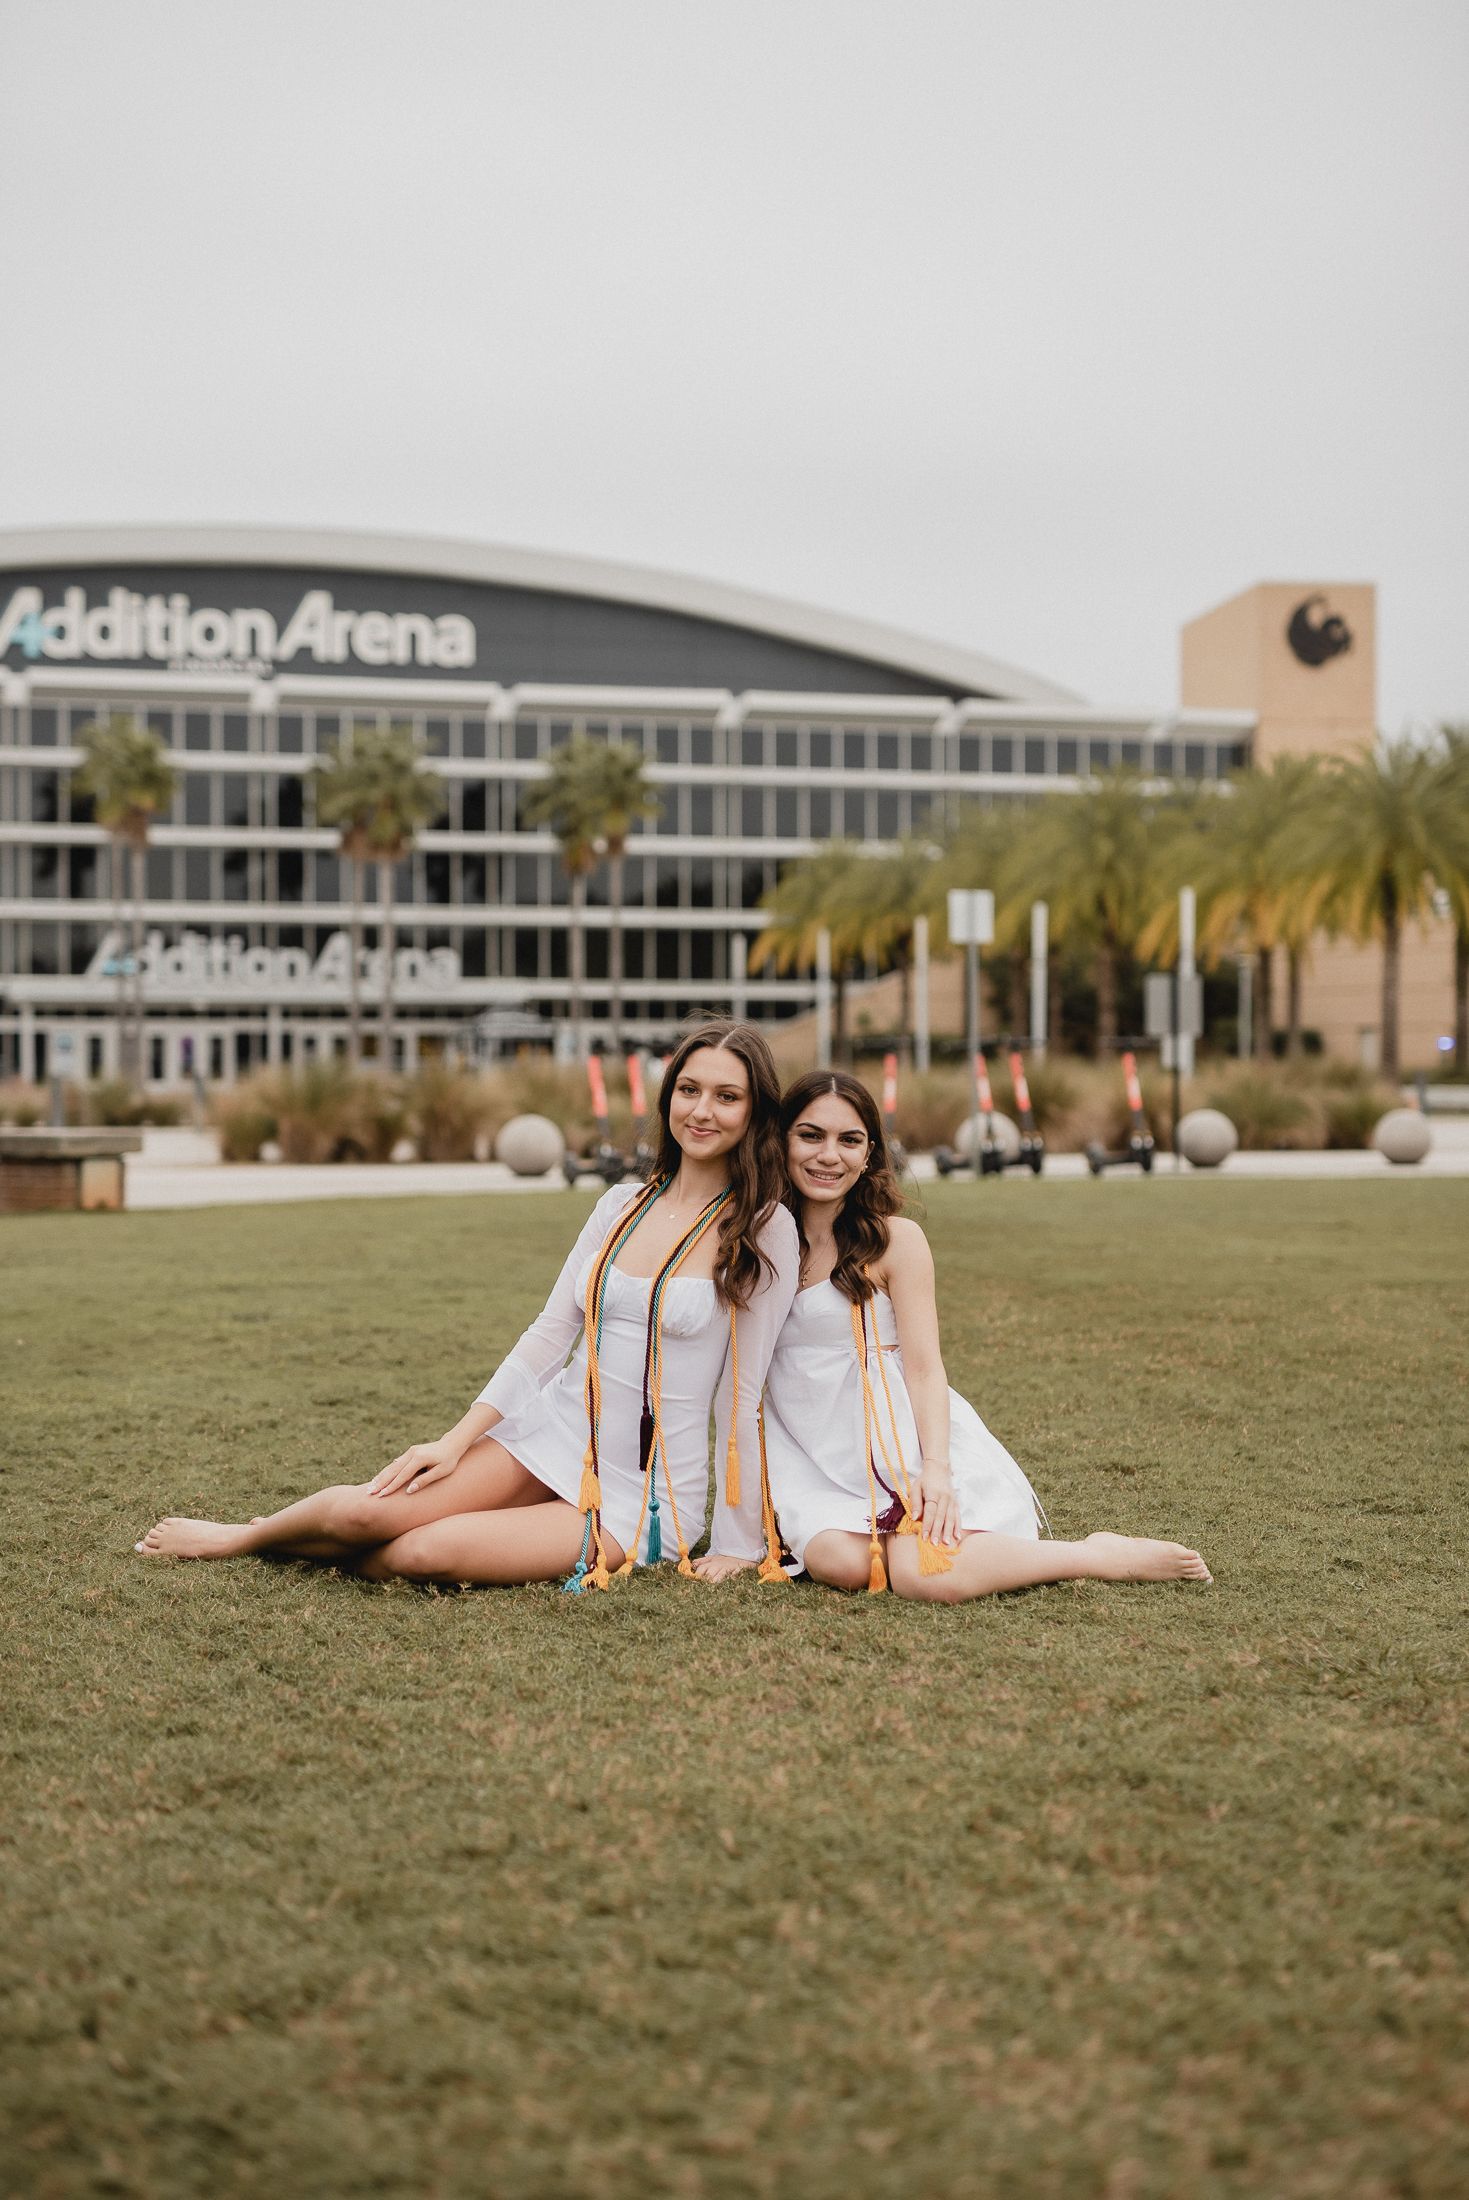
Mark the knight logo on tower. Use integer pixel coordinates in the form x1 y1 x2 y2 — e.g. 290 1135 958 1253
1286 595 1353 669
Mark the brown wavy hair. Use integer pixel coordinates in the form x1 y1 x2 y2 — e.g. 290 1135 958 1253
779 1069 904 1304
651 1021 785 1308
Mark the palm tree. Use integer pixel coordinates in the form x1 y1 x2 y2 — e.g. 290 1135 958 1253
1005 773 1182 1049
1293 738 1456 1081
577 738 661 1049
71 714 178 1087
519 736 616 1061
1437 728 1469 1073
312 725 444 1076
1142 757 1327 1059
750 843 869 1059
834 837 947 1051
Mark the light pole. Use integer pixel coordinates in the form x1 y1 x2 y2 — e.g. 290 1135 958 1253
948 889 995 1165
1030 901 1049 1061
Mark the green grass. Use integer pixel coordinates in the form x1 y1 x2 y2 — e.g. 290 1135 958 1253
2 1179 1466 2200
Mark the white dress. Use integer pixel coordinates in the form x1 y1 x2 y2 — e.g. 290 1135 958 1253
761 1280 1044 1569
476 1183 800 1564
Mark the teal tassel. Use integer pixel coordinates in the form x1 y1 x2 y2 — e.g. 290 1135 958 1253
646 1498 662 1564
561 1563 587 1595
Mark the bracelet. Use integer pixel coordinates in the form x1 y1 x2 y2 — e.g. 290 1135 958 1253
921 1457 951 1469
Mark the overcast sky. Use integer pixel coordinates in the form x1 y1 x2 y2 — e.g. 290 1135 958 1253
3 2 1464 727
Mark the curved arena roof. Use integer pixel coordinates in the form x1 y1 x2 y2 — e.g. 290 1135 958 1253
0 524 1080 705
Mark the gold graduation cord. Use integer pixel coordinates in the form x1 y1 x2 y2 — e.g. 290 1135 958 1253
849 1295 956 1591
575 1180 664 1588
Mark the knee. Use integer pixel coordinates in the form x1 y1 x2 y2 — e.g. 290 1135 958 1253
373 1526 445 1582
323 1485 387 1543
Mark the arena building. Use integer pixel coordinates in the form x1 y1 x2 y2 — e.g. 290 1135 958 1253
0 525 1262 1084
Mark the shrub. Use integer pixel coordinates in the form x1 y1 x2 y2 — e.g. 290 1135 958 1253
1321 1074 1396 1149
0 1080 44 1127
410 1063 498 1162
212 1078 279 1163
83 1078 185 1128
1203 1068 1314 1150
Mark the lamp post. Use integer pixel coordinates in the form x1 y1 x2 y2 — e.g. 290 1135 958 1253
948 889 995 1166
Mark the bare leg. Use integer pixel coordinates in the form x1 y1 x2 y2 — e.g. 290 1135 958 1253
135 1438 549 1562
358 1503 626 1586
887 1528 1211 1604
803 1530 879 1590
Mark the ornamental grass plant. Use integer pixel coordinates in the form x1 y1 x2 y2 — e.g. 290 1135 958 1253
1 1181 1465 2199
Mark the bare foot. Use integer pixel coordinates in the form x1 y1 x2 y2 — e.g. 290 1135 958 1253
1081 1532 1212 1584
135 1518 253 1560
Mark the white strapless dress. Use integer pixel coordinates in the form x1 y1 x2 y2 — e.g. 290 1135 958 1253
761 1280 1044 1568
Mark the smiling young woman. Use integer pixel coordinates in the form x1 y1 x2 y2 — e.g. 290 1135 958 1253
736 1069 1211 1602
135 1023 799 1588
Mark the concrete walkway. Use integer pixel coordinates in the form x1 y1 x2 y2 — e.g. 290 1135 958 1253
119 1119 1469 1209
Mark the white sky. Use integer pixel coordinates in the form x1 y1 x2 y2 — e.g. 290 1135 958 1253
3 1 1465 726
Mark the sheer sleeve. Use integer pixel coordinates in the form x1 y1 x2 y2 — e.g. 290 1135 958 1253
708 1203 801 1560
475 1183 641 1422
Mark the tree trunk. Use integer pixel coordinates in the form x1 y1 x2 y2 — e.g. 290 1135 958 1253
1455 918 1468 1075
348 857 363 1068
609 852 624 1051
1286 947 1303 1061
1048 948 1062 1048
1094 944 1117 1051
570 871 586 1061
1380 873 1400 1082
835 965 849 1065
897 947 911 1058
118 838 146 1089
109 836 127 1084
1255 944 1274 1062
379 857 397 1078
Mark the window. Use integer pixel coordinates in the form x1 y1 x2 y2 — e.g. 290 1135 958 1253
277 777 303 829
313 853 338 902
690 787 713 836
877 733 900 771
462 720 486 760
515 856 539 906
775 788 798 838
150 1036 166 1081
462 781 487 832
462 930 488 977
148 710 173 747
425 719 451 756
810 789 832 839
1057 738 1079 774
656 725 679 765
69 845 99 896
31 770 60 823
742 727 764 768
1153 741 1174 774
514 722 539 760
656 787 680 836
277 851 304 903
992 737 1014 774
277 715 304 754
910 734 931 772
426 854 451 905
656 861 681 908
29 707 58 747
222 850 248 901
741 788 764 837
461 856 486 905
958 736 980 774
1024 738 1047 775
1121 741 1142 767
185 713 212 751
222 714 248 753
656 931 678 980
145 849 172 899
187 850 214 900
809 730 832 769
1089 741 1111 772
877 793 901 839
690 726 712 766
30 922 59 974
691 859 714 909
185 776 212 827
776 729 797 768
32 846 59 897
691 933 714 980
741 862 766 910
222 775 249 829
71 926 98 975
514 930 538 978
843 732 866 770
549 722 571 749
1184 744 1207 778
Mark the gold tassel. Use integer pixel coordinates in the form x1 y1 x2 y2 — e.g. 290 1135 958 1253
757 1553 788 1585
917 1532 955 1577
724 1445 740 1508
589 1559 612 1590
896 1512 918 1536
677 1556 695 1578
578 1465 602 1513
868 1542 888 1594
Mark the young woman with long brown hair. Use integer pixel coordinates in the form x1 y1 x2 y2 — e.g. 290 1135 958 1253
137 1024 799 1587
697 1069 1210 1600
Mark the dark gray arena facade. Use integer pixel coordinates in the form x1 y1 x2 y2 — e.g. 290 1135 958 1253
0 527 1253 1082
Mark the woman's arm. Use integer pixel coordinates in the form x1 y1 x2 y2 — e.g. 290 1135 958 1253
368 1184 640 1499
880 1218 962 1548
696 1204 801 1580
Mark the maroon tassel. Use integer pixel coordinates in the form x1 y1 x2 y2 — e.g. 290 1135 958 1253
639 1410 655 1476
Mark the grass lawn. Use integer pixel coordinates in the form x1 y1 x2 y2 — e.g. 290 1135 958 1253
2 1177 1466 2200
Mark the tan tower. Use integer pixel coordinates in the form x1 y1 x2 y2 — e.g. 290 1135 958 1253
1181 582 1375 763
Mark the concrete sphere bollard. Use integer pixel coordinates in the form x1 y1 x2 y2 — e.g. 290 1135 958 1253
954 1110 1022 1163
1178 1108 1239 1168
494 1113 566 1176
1372 1108 1431 1165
